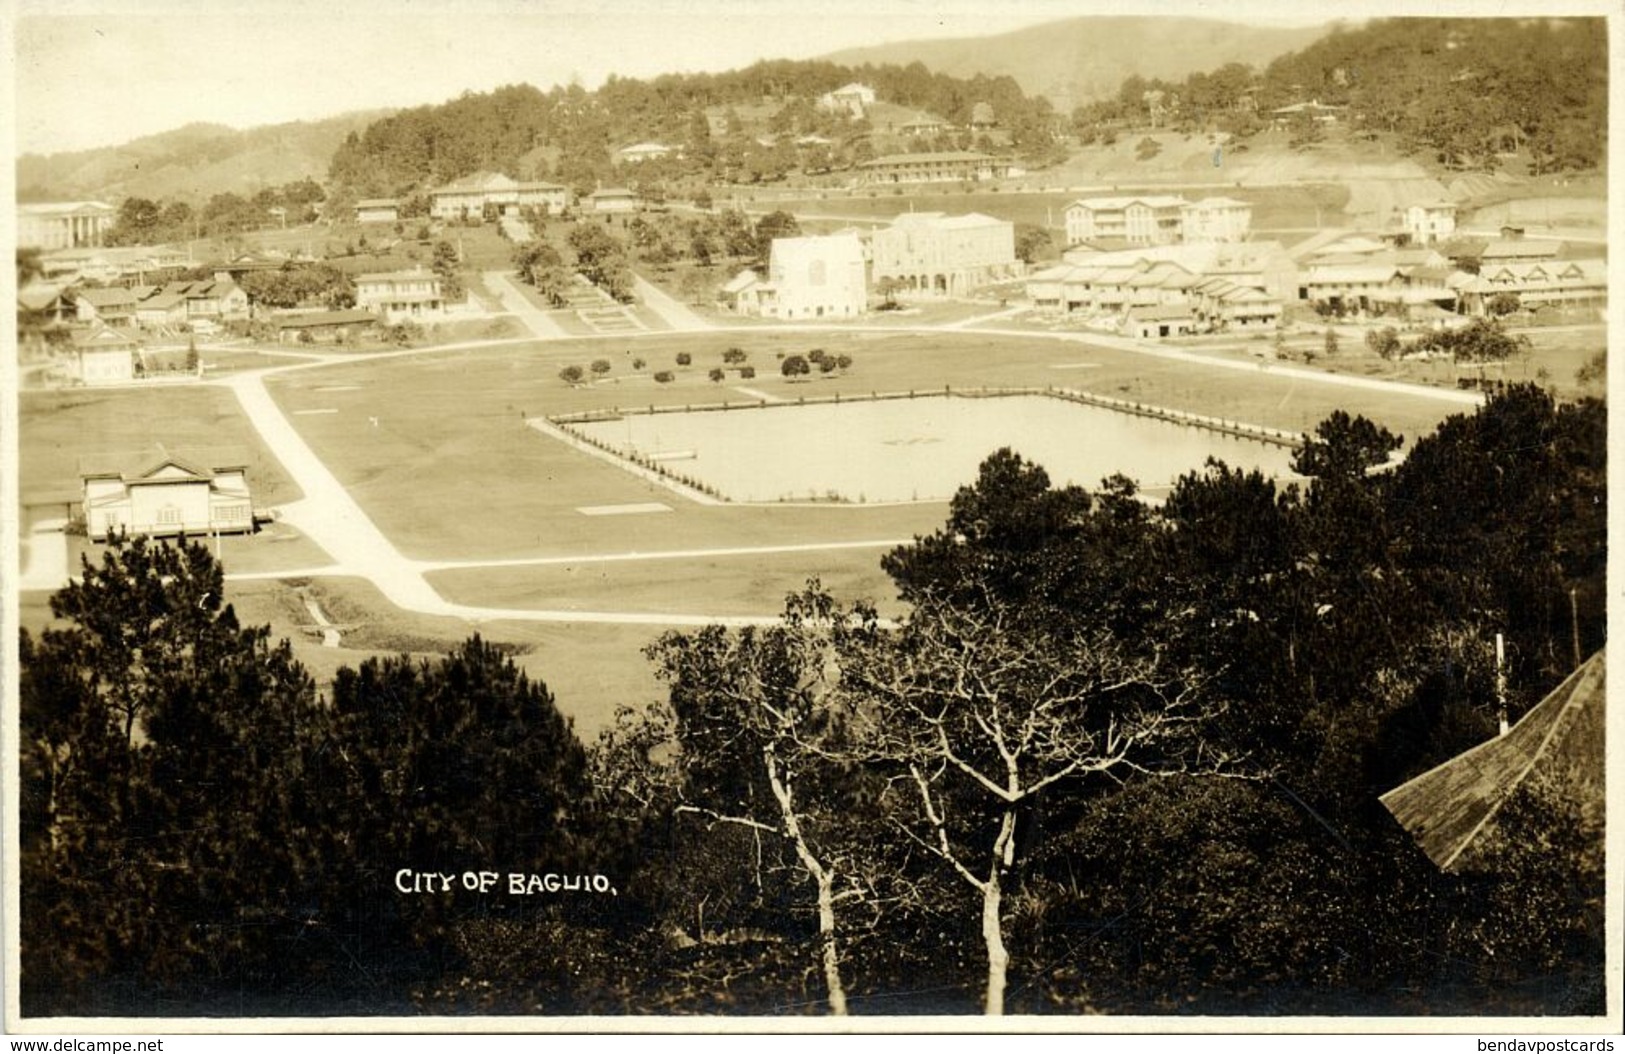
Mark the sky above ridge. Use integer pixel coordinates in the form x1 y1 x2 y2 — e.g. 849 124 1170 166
10 0 1411 157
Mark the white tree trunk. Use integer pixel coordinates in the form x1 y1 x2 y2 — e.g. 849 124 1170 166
765 746 848 1015
982 870 1009 1015
982 808 1018 1015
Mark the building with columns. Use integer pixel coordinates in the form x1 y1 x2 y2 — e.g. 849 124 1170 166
17 201 117 250
869 212 1021 297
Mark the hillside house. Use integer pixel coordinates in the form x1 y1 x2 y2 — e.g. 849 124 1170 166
1404 201 1457 245
1180 197 1253 243
818 83 877 118
355 268 445 322
80 449 255 542
586 187 639 213
17 282 73 325
1064 196 1188 246
183 274 250 321
133 290 190 329
74 286 141 325
430 171 570 219
1381 649 1603 874
860 152 1006 184
614 142 676 164
720 269 769 315
870 212 1021 298
355 198 402 223
72 324 141 385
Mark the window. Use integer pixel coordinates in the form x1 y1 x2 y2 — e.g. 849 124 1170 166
156 506 181 525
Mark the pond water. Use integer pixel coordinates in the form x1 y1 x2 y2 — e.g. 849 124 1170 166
572 394 1299 504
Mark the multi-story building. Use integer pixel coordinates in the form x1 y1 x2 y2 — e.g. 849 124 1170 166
429 171 570 219
355 268 446 322
1065 195 1252 247
869 212 1021 297
1403 201 1458 245
860 152 1008 185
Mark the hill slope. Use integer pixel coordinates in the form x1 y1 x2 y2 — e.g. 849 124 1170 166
824 16 1332 110
16 111 392 203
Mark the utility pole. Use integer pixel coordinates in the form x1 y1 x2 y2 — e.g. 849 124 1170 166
1495 632 1509 736
1570 587 1582 670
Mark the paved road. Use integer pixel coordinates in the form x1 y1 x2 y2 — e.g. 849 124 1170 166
632 272 713 331
484 270 570 338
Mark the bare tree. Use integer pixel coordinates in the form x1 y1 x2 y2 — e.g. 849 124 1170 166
636 585 882 1015
845 590 1240 1015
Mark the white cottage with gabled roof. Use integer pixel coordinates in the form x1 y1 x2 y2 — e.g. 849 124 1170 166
80 449 255 541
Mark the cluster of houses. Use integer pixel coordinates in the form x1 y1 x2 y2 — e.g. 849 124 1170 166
722 210 1023 321
1025 194 1606 336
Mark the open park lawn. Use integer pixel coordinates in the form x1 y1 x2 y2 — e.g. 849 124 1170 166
266 329 1473 568
426 542 903 620
18 385 302 506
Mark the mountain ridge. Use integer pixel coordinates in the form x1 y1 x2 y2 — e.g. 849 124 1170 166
823 16 1336 110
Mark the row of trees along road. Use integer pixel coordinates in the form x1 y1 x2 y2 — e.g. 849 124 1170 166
19 385 1605 1016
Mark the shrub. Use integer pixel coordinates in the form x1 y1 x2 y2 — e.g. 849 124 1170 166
676 352 692 366
708 368 725 382
740 366 756 380
591 359 612 377
559 365 585 384
654 370 675 383
632 357 646 370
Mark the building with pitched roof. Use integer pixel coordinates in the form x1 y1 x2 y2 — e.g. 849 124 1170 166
1065 195 1252 247
74 286 142 326
869 212 1020 297
355 268 446 322
860 152 1007 184
18 201 117 250
1381 649 1604 873
72 324 142 385
1404 201 1458 245
818 82 877 118
80 448 256 542
430 171 570 219
748 234 867 320
355 198 402 223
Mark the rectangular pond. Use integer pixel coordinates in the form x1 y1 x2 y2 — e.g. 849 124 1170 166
569 394 1300 504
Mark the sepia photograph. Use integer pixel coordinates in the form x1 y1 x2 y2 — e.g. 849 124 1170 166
3 0 1618 1032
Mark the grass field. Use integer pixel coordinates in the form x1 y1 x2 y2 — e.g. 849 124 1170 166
17 323 1524 735
18 385 302 505
263 329 1470 567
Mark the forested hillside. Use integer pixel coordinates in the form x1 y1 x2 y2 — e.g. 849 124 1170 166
326 60 1064 200
1076 17 1605 174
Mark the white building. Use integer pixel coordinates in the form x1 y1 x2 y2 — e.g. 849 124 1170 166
356 268 446 322
1404 202 1458 245
1180 197 1253 243
757 234 868 320
72 325 141 385
81 450 255 542
18 201 116 250
818 82 877 118
870 212 1021 297
429 172 570 219
1066 195 1251 247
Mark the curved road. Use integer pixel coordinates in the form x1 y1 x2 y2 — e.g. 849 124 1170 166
213 295 1484 628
